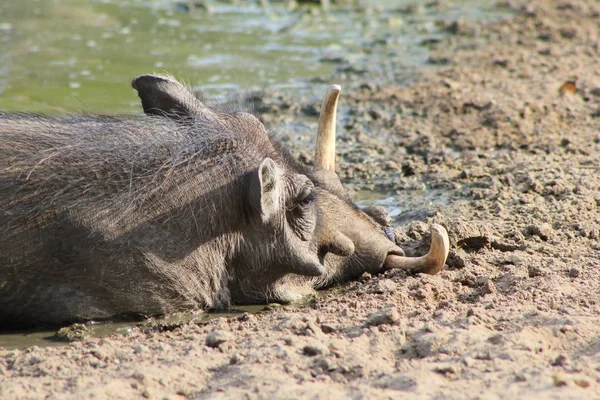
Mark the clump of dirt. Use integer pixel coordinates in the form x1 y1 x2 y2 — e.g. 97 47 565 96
52 323 90 343
1 0 599 399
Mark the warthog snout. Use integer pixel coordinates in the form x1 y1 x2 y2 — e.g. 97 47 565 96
309 84 450 281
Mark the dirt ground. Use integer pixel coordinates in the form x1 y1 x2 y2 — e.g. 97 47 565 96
1 0 599 399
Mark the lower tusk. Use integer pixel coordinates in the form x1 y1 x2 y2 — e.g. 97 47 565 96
383 224 450 275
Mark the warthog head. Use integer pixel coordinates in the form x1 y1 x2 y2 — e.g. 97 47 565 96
132 75 450 300
305 85 449 285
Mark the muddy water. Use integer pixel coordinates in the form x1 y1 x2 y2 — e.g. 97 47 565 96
0 305 270 350
0 0 505 114
0 0 507 348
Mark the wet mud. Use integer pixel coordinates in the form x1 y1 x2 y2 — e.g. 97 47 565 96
1 0 599 399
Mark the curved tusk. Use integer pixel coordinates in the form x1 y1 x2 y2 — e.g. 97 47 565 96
383 224 450 275
314 85 341 172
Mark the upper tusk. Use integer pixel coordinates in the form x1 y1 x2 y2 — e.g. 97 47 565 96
383 224 450 275
314 85 341 172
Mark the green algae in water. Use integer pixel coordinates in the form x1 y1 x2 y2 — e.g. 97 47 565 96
0 0 507 115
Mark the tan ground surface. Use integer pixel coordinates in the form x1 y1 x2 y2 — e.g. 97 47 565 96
1 0 599 399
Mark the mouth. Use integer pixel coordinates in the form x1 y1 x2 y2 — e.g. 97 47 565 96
386 247 406 258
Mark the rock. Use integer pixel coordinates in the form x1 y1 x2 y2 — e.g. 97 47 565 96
131 371 146 382
568 268 580 278
237 313 255 322
559 27 577 39
229 352 242 365
462 356 475 367
358 272 372 282
53 323 90 342
552 354 569 366
446 249 468 269
26 354 42 365
283 336 294 346
300 103 319 117
370 279 398 294
553 373 568 387
487 334 505 345
528 265 548 278
428 55 451 65
131 344 146 355
344 326 364 338
365 306 399 326
479 278 497 295
303 344 325 357
434 364 459 376
375 374 417 391
515 373 528 382
413 332 450 357
90 347 107 360
451 221 492 251
523 223 553 241
574 379 590 388
493 58 508 68
205 330 232 348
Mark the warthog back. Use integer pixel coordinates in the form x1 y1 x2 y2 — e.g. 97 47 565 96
0 112 325 327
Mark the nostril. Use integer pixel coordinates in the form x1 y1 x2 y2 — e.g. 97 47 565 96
325 230 355 257
317 242 352 263
324 242 354 257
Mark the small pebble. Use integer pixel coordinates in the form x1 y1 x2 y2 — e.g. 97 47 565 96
487 334 505 345
528 265 547 278
480 279 497 295
568 268 580 278
365 306 399 326
552 354 569 366
205 330 232 348
553 373 568 387
574 379 590 388
229 352 242 365
370 279 398 294
303 344 324 357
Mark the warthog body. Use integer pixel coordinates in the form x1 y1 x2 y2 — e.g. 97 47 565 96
0 75 449 328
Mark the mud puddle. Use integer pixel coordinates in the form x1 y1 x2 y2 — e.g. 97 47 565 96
0 295 330 349
0 305 270 350
0 0 507 114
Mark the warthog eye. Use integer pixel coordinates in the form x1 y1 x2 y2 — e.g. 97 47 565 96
286 183 317 242
300 191 315 207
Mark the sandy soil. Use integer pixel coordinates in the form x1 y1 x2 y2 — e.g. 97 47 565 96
1 0 599 399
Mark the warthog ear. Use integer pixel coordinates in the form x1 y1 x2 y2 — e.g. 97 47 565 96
131 74 215 119
250 158 282 223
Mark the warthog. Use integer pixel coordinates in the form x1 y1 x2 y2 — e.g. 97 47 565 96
0 74 449 328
